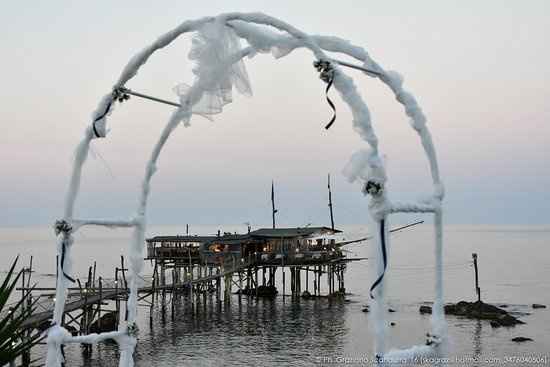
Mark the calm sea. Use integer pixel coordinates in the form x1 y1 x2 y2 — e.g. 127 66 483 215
1 224 549 366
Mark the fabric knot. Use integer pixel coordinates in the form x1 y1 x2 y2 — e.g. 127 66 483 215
127 322 139 337
364 181 384 197
313 60 334 83
113 87 131 103
54 220 72 236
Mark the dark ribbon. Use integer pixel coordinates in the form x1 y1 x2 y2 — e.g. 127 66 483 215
324 78 336 130
92 99 113 138
60 238 76 283
369 219 387 299
314 60 337 130
55 220 76 283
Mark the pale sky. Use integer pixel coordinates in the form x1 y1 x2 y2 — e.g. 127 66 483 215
1 1 549 227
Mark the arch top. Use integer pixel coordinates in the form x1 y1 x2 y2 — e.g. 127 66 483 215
89 12 443 202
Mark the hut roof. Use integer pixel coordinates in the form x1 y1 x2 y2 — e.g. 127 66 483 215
146 226 341 243
146 235 217 243
249 227 341 238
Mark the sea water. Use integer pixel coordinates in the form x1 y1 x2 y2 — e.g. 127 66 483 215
1 224 549 366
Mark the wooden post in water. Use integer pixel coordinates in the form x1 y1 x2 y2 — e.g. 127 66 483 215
114 268 120 325
282 268 286 301
297 268 301 296
246 264 251 294
21 257 32 366
92 261 97 288
119 256 128 321
290 267 295 298
327 265 331 296
314 266 318 296
161 260 166 316
98 277 103 331
328 173 335 231
238 270 243 303
333 265 336 295
217 266 221 304
472 253 481 302
341 267 345 293
305 266 309 293
171 269 175 320
271 180 277 229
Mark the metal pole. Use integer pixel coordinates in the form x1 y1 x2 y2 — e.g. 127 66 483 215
334 60 383 77
282 269 285 301
115 61 381 113
328 173 335 231
271 180 277 229
119 87 181 108
472 253 481 302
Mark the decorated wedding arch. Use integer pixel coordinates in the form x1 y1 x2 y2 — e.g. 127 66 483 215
47 13 446 367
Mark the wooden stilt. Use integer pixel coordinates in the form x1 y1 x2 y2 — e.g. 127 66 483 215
305 266 309 293
282 268 286 301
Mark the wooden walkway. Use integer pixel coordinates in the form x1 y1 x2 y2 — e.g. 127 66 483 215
21 261 249 329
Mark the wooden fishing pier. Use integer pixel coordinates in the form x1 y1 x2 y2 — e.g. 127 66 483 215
17 226 362 336
9 218 423 367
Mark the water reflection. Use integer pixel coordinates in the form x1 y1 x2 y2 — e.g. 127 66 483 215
73 296 348 366
472 320 482 367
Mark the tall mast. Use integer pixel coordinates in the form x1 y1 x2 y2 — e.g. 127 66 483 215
328 173 335 230
271 180 278 229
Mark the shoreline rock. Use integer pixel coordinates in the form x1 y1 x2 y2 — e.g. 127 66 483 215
89 311 118 334
511 336 533 342
419 300 524 327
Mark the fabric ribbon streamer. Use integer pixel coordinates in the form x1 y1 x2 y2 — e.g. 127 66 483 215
369 218 387 299
313 60 336 129
60 239 75 283
54 220 76 283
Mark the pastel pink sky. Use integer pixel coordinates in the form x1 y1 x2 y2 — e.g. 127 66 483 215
1 1 549 226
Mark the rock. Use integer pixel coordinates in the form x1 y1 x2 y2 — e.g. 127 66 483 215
444 300 508 318
499 304 508 308
240 285 278 297
329 290 346 299
511 337 533 342
489 315 525 328
65 325 78 336
532 304 546 309
90 312 118 333
419 305 432 314
388 308 396 313
257 285 278 297
362 306 370 313
420 300 524 327
495 314 525 327
37 320 53 333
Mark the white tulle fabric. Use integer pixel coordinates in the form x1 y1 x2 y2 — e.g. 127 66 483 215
174 20 252 119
